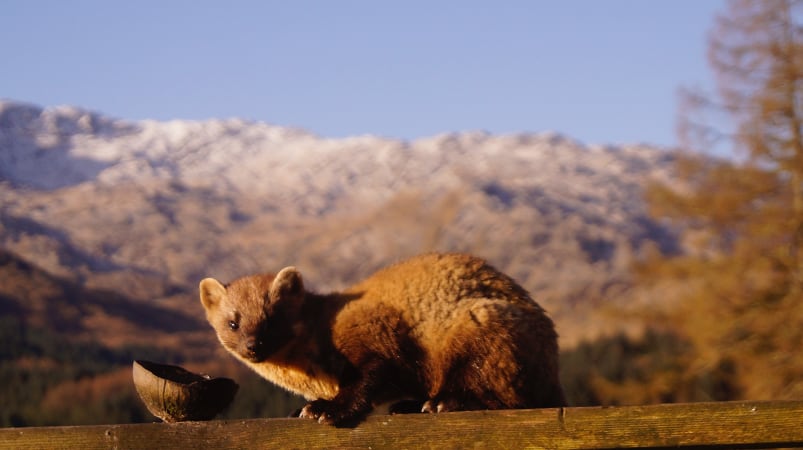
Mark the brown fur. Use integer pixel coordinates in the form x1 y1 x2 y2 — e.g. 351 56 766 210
200 253 565 426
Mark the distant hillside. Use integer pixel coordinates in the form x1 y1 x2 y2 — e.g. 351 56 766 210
0 248 206 351
0 248 190 426
0 99 681 343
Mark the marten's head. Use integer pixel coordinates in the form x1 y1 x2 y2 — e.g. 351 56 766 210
200 267 305 362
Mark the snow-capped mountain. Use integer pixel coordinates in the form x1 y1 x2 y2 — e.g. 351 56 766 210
0 100 673 210
0 100 680 342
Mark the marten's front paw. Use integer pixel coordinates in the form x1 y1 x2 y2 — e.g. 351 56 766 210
421 397 462 413
299 400 335 425
299 399 362 427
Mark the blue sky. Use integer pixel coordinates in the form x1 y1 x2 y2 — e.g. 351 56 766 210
2 1 725 147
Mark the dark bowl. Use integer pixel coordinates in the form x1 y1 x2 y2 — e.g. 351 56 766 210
132 360 238 422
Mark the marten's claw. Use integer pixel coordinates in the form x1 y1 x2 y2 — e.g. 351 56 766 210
300 400 342 426
422 397 459 413
299 402 323 420
300 399 368 427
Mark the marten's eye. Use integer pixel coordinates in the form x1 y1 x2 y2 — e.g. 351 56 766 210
228 320 239 331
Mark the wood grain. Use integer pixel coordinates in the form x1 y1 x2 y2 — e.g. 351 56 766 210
2 401 802 449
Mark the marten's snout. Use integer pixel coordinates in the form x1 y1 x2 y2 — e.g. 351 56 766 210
243 337 266 361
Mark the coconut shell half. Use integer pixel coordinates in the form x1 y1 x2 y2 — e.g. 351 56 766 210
132 360 238 422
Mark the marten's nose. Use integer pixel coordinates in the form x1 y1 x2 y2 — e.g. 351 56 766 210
246 339 258 352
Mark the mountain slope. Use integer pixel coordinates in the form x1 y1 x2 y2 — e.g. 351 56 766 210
0 100 680 342
0 248 206 350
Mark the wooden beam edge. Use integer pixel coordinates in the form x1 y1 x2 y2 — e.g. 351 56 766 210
1 400 802 450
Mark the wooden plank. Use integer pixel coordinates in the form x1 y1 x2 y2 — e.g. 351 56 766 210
1 401 802 449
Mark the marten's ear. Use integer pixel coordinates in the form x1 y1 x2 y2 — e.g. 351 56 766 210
200 278 227 311
270 267 304 301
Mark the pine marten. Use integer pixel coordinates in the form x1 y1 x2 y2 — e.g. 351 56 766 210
200 253 565 426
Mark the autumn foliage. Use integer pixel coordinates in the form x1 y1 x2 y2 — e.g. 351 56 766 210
637 0 803 401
